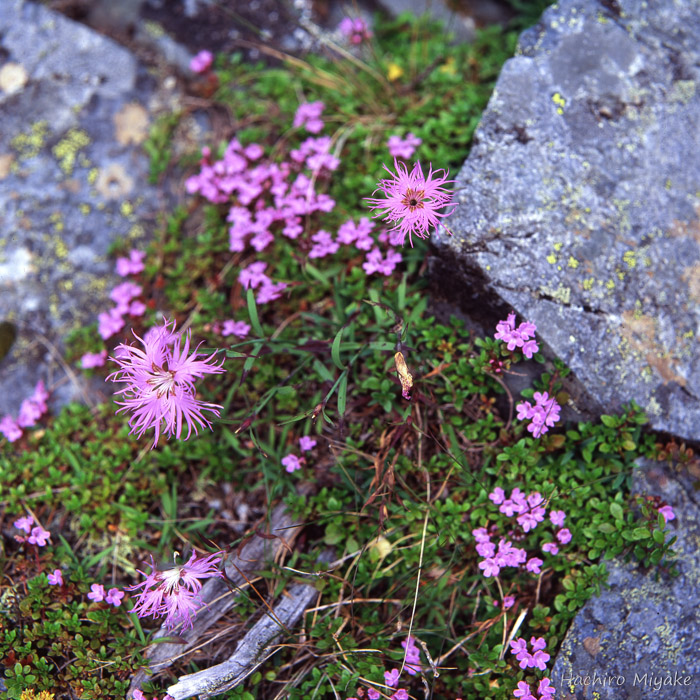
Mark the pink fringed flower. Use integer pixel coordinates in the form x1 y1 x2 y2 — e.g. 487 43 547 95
127 551 224 630
107 319 225 448
366 159 455 247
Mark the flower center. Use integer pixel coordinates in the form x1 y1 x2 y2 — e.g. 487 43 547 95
147 364 177 398
402 188 424 211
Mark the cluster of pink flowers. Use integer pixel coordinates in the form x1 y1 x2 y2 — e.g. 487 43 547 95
283 435 317 474
216 319 251 338
494 313 539 358
87 583 125 607
127 551 224 630
338 16 372 45
511 639 555 698
190 49 213 74
474 488 571 579
387 132 422 159
107 318 225 448
401 635 423 675
14 514 51 546
293 101 326 134
0 380 49 443
238 261 288 304
133 691 174 700
366 159 455 247
116 249 146 276
510 636 551 671
516 391 561 438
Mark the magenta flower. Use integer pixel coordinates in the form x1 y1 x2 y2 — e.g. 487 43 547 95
293 101 325 134
282 453 302 473
489 486 505 505
542 542 559 555
87 583 106 602
362 247 403 276
190 50 213 74
337 217 374 248
338 16 372 44
366 159 455 247
476 540 495 558
47 569 63 586
107 319 225 448
516 391 561 438
472 527 490 543
658 504 675 523
556 528 572 544
538 677 556 698
106 588 125 606
0 415 22 442
513 680 535 700
391 691 409 700
81 350 108 369
309 229 339 259
526 557 543 574
387 132 422 159
384 668 400 688
400 635 423 675
98 308 125 340
14 515 34 533
299 436 317 451
28 526 50 547
256 281 287 304
367 690 381 700
502 595 515 609
116 249 146 276
239 261 270 290
478 557 500 578
127 551 224 630
221 320 251 338
494 313 539 358
549 509 566 527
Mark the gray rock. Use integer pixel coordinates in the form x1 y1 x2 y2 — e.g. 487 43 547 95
0 0 161 416
432 0 700 442
551 458 700 698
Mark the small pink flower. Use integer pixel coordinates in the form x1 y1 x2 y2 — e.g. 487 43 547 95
387 132 422 159
221 320 251 338
658 505 675 523
502 595 515 609
513 680 535 699
28 526 50 547
556 528 572 544
526 557 543 574
549 510 566 527
338 16 372 44
87 583 106 602
299 436 317 451
367 690 381 700
190 50 213 74
510 638 528 656
472 527 491 543
81 350 108 369
538 677 556 698
116 249 146 276
384 668 400 687
106 588 125 606
282 453 302 473
293 101 325 134
0 415 23 442
14 515 34 533
391 691 409 700
489 487 505 505
542 542 559 555
478 557 500 578
47 569 63 586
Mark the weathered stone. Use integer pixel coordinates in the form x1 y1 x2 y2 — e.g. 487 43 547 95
433 0 700 442
551 458 700 698
0 0 160 415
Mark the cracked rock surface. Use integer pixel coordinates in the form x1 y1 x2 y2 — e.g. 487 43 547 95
433 0 700 442
0 0 172 415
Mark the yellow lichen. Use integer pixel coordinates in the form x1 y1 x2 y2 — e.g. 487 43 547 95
546 254 557 264
10 121 49 160
567 256 579 269
623 250 637 268
87 167 99 184
120 200 134 217
52 128 91 175
79 203 91 215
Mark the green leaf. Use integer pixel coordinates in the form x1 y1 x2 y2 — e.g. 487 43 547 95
652 529 665 545
331 326 346 370
337 372 348 416
598 523 616 534
600 414 617 427
609 502 624 521
631 527 651 540
246 288 264 337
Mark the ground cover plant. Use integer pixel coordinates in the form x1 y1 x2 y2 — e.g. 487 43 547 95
0 8 684 700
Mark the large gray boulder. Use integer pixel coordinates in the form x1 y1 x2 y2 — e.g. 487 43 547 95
0 1 162 416
433 0 700 442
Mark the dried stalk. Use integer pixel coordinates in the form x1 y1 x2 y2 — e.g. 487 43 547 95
167 580 320 698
